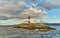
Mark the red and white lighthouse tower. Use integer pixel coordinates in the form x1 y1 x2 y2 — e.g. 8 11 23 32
28 16 30 24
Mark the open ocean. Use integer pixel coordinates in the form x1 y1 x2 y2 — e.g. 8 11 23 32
0 24 60 38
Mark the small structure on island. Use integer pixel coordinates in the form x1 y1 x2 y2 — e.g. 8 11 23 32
28 16 30 27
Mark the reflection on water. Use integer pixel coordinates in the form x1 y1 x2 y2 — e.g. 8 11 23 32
0 25 60 38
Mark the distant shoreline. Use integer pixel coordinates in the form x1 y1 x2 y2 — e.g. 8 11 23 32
44 23 60 25
0 23 60 26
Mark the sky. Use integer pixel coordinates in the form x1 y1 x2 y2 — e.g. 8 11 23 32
0 0 60 25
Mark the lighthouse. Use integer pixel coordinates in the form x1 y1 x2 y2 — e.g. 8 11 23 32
28 16 30 24
28 16 31 28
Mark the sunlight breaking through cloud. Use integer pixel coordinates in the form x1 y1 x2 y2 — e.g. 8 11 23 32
19 7 48 23
0 0 49 25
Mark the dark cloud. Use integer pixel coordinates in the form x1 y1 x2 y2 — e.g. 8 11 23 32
37 0 60 10
0 16 11 20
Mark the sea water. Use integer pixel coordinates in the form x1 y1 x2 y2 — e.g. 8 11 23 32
0 24 60 38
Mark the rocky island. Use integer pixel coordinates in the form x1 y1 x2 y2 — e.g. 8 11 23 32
15 16 56 31
16 23 56 31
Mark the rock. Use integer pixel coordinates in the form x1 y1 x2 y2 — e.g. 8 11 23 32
15 23 56 31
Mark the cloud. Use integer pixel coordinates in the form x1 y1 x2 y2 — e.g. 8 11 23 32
0 18 39 25
0 19 21 25
18 7 47 19
0 0 26 20
0 18 47 25
21 0 60 10
0 0 47 22
37 0 60 10
18 7 48 23
0 0 49 25
54 20 60 23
